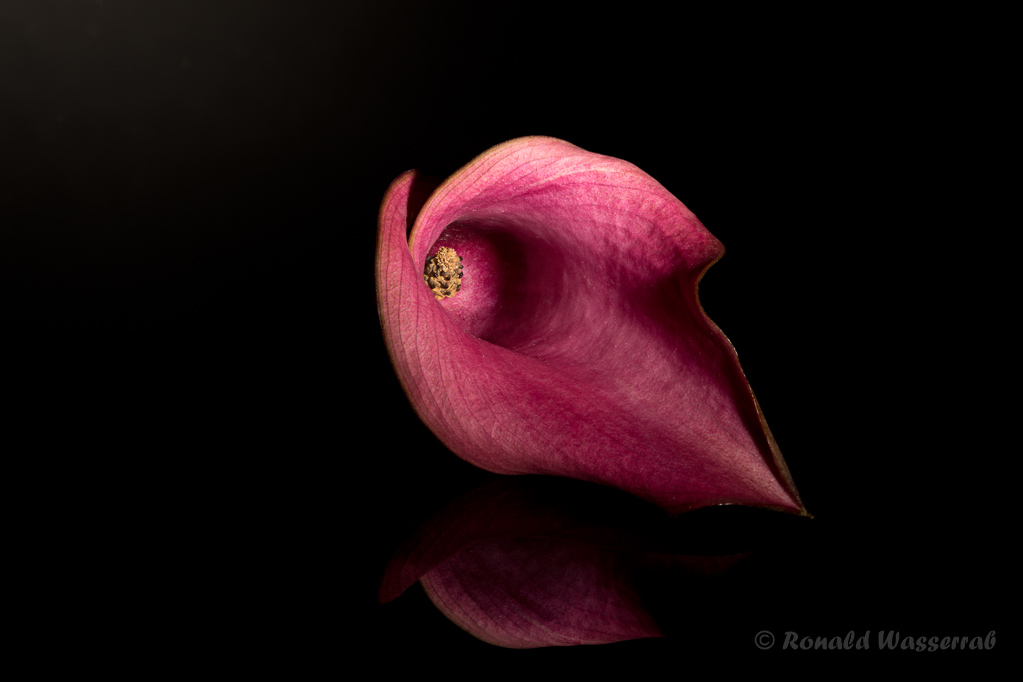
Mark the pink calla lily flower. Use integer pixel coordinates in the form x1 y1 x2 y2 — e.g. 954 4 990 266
376 137 805 517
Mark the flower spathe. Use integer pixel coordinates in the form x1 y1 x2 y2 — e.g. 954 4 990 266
376 137 804 517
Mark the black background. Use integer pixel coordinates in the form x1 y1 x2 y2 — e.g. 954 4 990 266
1 1 1003 674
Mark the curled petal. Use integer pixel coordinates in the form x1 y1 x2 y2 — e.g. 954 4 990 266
377 137 804 515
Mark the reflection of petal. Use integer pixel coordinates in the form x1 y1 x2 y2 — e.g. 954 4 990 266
421 537 661 648
379 477 798 648
379 478 661 603
377 137 804 515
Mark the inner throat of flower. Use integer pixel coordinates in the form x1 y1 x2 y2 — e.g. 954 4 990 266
424 247 463 301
